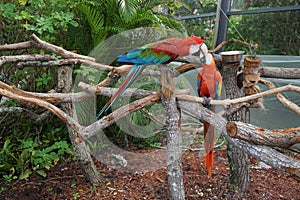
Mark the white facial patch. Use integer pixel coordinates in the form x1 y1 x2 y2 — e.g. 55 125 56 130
189 44 201 55
200 43 209 55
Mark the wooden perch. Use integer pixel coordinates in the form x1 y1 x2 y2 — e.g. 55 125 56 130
160 66 185 199
226 121 300 148
177 84 300 107
210 38 258 53
30 34 95 62
0 41 32 51
259 79 300 115
0 81 60 103
0 54 57 67
177 100 300 181
160 66 174 101
3 34 300 189
259 66 300 79
0 84 85 136
82 93 161 139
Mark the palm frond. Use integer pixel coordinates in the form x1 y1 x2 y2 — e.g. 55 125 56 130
118 0 140 22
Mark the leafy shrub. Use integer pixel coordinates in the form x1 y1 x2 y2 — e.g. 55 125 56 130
0 138 73 181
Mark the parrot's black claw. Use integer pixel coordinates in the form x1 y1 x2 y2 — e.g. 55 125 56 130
203 96 212 106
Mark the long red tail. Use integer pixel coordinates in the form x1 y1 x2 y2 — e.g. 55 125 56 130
203 120 214 177
97 65 145 119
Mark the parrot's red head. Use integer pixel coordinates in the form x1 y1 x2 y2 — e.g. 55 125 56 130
190 35 204 44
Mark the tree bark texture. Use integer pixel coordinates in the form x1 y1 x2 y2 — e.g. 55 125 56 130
160 67 185 200
226 121 300 148
221 63 249 195
259 66 300 79
58 66 101 183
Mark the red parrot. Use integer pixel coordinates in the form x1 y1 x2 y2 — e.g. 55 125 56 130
97 35 207 118
197 53 222 177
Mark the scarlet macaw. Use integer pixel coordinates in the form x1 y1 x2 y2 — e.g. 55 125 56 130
97 35 208 118
197 53 222 177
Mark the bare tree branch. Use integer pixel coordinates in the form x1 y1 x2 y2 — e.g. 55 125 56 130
0 87 85 137
259 66 300 79
0 54 57 67
0 41 32 51
177 84 300 109
210 38 258 53
259 79 300 115
226 121 300 148
16 59 113 71
30 34 95 62
81 93 161 139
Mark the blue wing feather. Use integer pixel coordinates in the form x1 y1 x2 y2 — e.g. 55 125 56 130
97 44 174 119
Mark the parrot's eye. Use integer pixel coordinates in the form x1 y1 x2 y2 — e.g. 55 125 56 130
192 47 206 63
192 49 200 57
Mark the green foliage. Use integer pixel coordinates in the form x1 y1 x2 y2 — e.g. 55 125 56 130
72 0 186 50
0 0 78 44
179 0 299 55
134 134 163 148
227 10 300 55
74 65 100 84
0 137 72 181
0 117 72 185
36 72 52 89
73 192 80 200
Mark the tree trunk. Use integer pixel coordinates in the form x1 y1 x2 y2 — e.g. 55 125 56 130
160 66 185 200
221 62 249 195
58 65 101 183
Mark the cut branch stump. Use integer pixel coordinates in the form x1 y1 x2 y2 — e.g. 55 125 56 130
221 60 249 195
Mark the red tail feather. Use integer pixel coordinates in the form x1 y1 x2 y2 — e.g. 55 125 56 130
203 120 214 177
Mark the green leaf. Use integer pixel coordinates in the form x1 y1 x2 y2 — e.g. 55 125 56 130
36 170 47 177
19 169 31 180
118 0 139 21
1 3 16 18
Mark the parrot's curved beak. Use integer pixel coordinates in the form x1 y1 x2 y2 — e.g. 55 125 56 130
198 43 210 65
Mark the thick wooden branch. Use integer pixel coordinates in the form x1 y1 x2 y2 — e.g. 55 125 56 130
0 87 85 136
30 34 95 62
160 66 174 100
16 58 113 71
0 41 32 51
160 66 185 199
78 82 159 99
177 100 300 181
259 66 300 79
3 79 296 112
81 93 161 139
0 54 57 67
226 121 300 148
0 81 61 103
174 63 198 75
